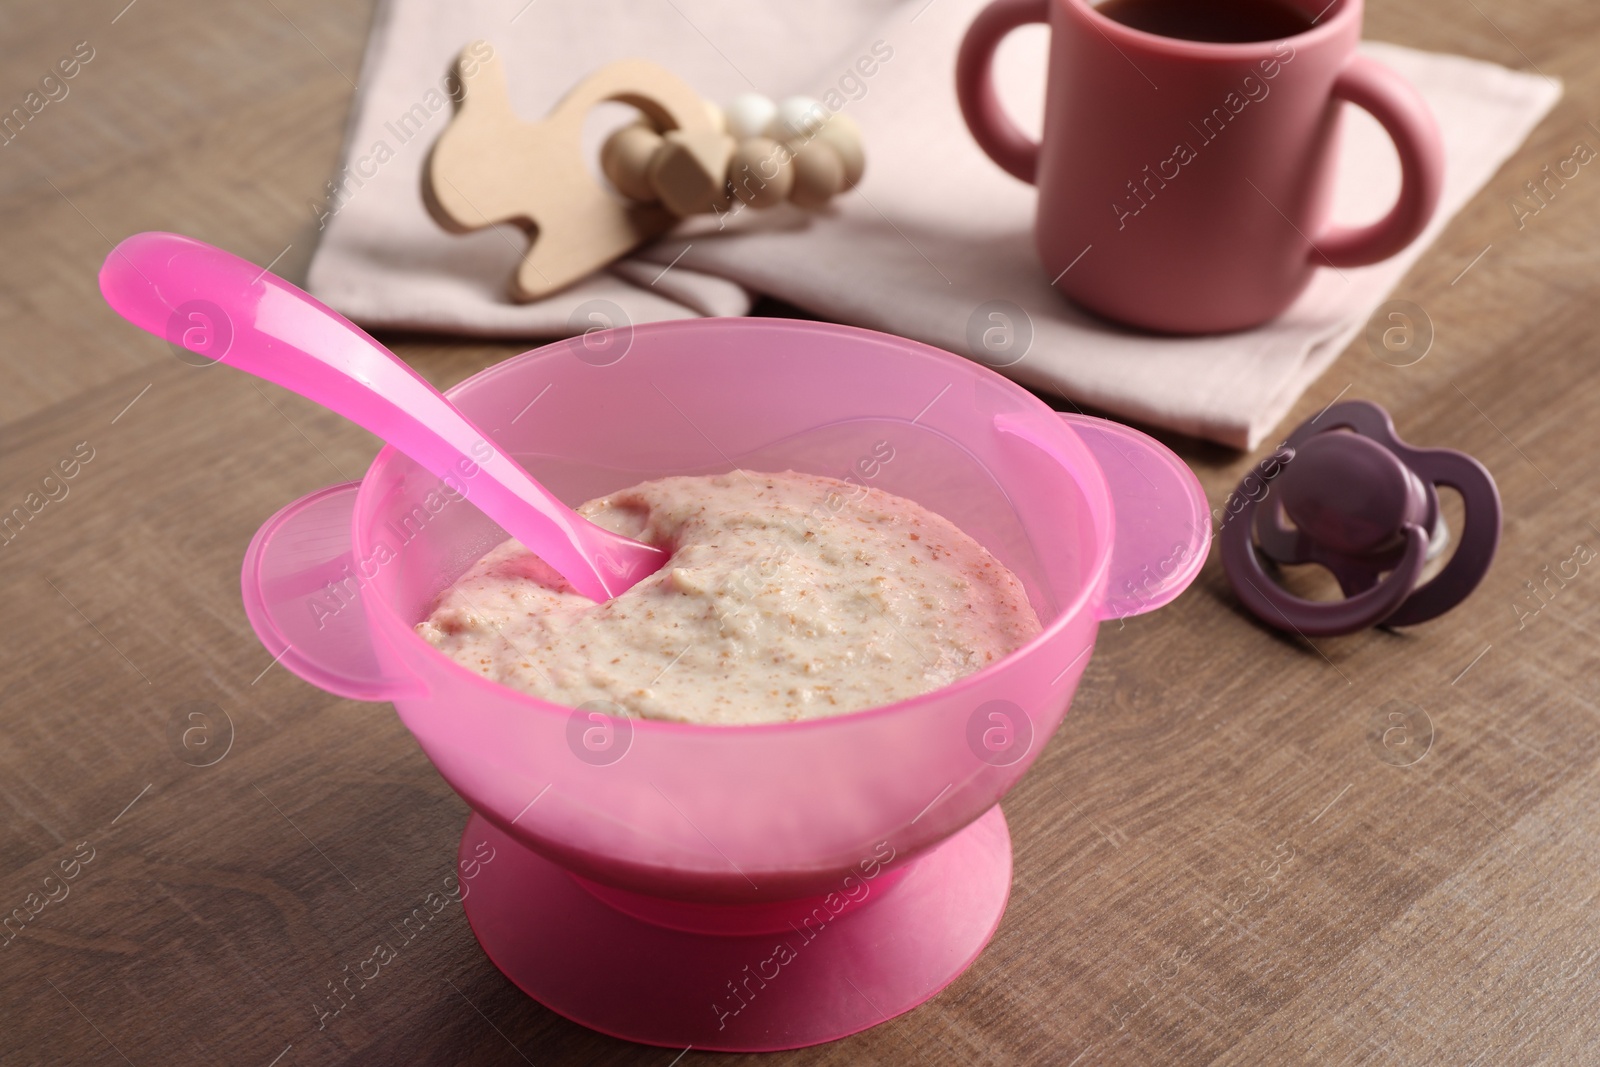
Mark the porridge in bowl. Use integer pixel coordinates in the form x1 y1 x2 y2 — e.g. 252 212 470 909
417 470 1040 725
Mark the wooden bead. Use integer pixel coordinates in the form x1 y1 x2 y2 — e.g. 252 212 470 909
788 139 844 209
725 92 776 140
647 129 736 216
815 113 864 188
768 95 829 144
600 123 663 202
727 137 794 209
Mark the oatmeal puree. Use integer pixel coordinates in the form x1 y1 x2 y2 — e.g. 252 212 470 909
416 470 1041 726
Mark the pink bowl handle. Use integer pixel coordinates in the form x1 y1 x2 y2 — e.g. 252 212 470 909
996 410 1211 621
1315 54 1445 268
956 0 1049 184
1057 415 1212 621
241 482 426 702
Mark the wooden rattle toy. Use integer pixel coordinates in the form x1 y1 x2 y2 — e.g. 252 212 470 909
425 49 867 303
424 43 720 301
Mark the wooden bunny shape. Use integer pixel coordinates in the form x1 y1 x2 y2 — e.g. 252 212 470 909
424 42 718 301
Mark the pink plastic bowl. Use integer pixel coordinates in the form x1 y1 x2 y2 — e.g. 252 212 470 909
242 318 1208 1051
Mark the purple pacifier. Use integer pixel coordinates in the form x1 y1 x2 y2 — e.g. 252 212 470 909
1222 400 1501 637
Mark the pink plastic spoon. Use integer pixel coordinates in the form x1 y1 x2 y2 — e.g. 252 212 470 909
98 231 666 601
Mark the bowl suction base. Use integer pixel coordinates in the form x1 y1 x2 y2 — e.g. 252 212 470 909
457 805 1012 1052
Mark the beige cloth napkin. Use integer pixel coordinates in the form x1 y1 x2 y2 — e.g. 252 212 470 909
306 0 1560 448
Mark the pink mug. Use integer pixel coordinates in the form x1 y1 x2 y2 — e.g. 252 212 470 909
957 0 1444 334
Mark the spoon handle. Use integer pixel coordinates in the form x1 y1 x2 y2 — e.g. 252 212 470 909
99 232 662 601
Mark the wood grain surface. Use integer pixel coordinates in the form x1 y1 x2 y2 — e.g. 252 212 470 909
2 1 1598 1064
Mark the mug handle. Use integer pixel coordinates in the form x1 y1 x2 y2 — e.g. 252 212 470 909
1316 54 1445 268
956 0 1050 184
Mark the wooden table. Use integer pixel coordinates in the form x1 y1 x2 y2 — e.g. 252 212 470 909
3 1 1597 1063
